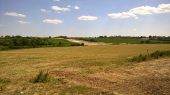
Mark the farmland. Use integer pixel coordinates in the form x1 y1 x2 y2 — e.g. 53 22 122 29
1 0 170 95
0 44 170 95
78 36 170 44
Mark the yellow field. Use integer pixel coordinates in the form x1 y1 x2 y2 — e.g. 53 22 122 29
0 44 170 95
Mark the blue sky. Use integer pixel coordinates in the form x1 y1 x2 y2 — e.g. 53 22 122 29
0 0 170 37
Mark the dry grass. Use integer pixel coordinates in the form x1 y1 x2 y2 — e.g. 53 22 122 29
0 44 170 95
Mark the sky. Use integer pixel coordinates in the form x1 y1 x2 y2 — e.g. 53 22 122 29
0 0 170 37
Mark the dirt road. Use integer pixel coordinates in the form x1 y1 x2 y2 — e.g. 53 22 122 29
66 39 111 46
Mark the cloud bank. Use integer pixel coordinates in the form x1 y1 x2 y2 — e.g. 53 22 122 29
108 4 170 19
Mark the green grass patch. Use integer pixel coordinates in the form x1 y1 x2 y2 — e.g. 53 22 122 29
79 37 170 44
79 37 143 44
129 50 170 62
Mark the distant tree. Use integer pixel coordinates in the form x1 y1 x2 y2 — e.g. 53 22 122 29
80 43 84 46
5 35 11 38
58 42 62 46
149 35 152 39
99 36 104 38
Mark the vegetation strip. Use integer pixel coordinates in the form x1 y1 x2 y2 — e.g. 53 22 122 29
129 50 170 62
78 36 170 44
0 36 83 50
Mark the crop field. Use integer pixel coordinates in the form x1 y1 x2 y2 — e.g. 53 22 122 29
0 44 170 95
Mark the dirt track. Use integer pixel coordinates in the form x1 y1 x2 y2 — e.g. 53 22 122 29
66 39 111 46
50 58 170 95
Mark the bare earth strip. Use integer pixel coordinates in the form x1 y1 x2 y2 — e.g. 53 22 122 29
50 58 170 95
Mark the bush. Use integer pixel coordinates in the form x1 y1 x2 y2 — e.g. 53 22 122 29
71 43 81 46
80 43 84 46
150 51 162 59
32 71 49 83
150 50 170 58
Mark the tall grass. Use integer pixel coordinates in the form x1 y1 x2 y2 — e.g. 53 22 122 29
32 71 49 83
129 50 170 62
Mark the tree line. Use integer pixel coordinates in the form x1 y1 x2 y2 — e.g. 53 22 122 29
0 36 82 50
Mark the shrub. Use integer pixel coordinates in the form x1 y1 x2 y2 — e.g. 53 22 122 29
150 51 162 59
162 51 170 56
150 50 170 59
71 43 81 46
130 54 148 62
80 43 84 46
32 71 49 83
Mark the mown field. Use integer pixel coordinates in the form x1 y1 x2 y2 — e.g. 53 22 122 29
0 44 170 95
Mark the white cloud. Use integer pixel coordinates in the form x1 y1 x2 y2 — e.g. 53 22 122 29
4 12 26 18
129 6 160 15
53 0 61 2
51 6 70 12
43 19 63 24
67 5 71 8
108 12 138 19
130 4 170 15
78 16 98 21
18 21 31 24
158 4 170 13
74 6 80 10
108 3 170 19
40 9 51 13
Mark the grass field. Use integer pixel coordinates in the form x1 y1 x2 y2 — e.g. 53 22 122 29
79 37 142 44
0 44 170 95
79 37 170 44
